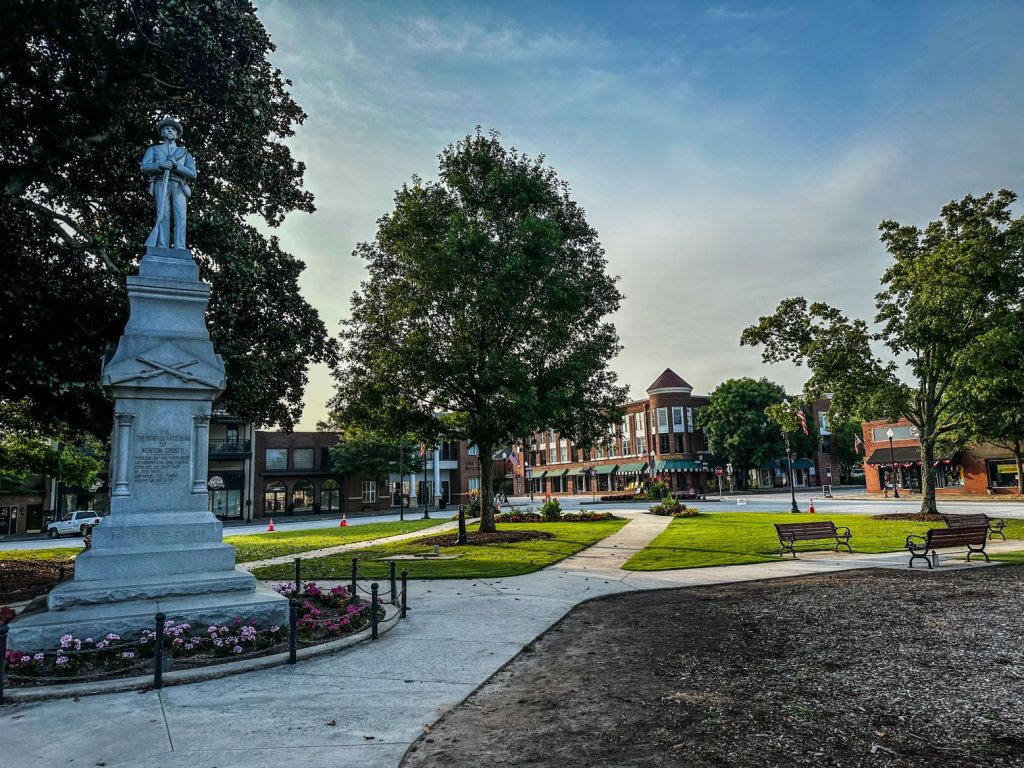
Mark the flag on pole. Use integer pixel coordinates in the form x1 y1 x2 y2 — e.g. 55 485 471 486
509 447 521 468
797 408 809 436
854 435 864 454
419 443 426 457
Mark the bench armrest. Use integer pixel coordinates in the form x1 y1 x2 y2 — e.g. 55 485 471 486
834 526 851 536
990 517 1006 527
905 534 927 548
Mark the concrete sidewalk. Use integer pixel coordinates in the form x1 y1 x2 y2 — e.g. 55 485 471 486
1 511 1017 768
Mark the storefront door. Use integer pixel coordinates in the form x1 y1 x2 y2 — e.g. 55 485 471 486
0 506 16 535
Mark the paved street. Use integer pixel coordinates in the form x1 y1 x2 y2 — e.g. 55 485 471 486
2 507 1019 767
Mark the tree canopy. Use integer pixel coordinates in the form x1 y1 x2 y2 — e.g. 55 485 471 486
331 129 625 531
0 401 102 493
1 0 334 437
741 190 1024 512
697 378 787 488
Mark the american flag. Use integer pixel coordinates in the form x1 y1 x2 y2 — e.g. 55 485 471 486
797 408 808 436
854 435 864 454
509 447 521 468
419 443 426 457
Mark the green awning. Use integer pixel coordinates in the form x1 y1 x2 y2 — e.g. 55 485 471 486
759 460 781 470
616 462 647 473
656 459 698 471
782 458 814 470
565 467 585 476
593 464 617 475
532 470 548 479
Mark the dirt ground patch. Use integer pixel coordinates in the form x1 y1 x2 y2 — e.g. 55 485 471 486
402 567 1024 768
872 512 946 522
0 559 74 604
418 530 553 546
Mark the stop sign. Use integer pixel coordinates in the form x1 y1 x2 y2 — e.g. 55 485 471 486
715 466 724 477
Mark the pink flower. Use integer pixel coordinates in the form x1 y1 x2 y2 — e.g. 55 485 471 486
55 655 69 667
232 645 243 654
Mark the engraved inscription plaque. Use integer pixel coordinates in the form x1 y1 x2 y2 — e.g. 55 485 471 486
133 432 190 484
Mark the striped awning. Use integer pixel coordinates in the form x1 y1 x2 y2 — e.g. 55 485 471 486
593 464 617 475
616 462 647 473
656 459 699 472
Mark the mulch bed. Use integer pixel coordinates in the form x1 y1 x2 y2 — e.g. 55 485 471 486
402 567 1024 768
419 530 553 547
1 559 75 604
872 512 947 522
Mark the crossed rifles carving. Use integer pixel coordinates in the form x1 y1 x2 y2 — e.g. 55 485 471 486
109 356 220 388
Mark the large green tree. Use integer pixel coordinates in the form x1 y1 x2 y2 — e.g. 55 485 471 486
1 0 334 437
698 377 788 489
0 401 102 493
955 324 1024 492
331 130 625 532
741 191 1023 513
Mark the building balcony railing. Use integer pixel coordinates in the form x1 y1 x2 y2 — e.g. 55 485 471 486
209 439 251 456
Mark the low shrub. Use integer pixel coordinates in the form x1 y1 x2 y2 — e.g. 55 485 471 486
495 510 543 523
649 497 700 517
540 498 562 521
561 510 616 521
648 480 671 500
599 493 635 501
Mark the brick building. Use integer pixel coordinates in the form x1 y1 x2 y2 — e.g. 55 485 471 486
253 432 482 519
861 418 1021 495
515 368 715 496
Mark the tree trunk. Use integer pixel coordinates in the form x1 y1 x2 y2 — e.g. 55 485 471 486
919 440 938 515
479 452 497 533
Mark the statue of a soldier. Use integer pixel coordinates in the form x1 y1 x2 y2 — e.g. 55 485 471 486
141 115 197 250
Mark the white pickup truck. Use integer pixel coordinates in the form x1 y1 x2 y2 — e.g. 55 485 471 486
47 510 104 539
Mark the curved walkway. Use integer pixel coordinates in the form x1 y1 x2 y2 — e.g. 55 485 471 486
1 510 1016 768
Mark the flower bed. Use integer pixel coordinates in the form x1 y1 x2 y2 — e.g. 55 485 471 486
648 497 700 517
493 510 617 523
2 582 383 687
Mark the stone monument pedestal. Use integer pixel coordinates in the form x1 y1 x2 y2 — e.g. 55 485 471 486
8 246 287 651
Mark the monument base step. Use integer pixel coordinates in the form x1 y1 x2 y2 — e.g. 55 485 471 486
8 583 289 652
48 567 256 609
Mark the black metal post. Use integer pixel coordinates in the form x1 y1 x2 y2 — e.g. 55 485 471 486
786 436 799 513
350 557 359 604
421 456 430 519
58 565 65 583
288 599 298 664
389 561 398 604
400 569 408 618
153 612 165 690
889 435 900 498
371 583 379 639
457 504 468 546
293 557 301 595
0 624 8 703
398 441 405 522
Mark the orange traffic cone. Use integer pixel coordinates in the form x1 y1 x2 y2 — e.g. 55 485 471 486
808 497 815 514
267 518 275 532
340 513 348 528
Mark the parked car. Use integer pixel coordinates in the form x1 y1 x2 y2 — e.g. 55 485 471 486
47 510 104 539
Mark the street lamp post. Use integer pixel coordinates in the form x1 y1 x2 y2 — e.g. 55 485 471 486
784 432 799 513
726 462 734 494
421 448 430 519
398 441 405 522
696 454 704 499
886 427 900 499
525 463 534 502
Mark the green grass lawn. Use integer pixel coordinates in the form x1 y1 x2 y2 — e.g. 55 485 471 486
224 519 445 563
251 519 629 581
623 512 1024 571
0 547 80 562
991 550 1024 565
0 520 445 566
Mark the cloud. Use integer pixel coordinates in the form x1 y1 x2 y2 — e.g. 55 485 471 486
706 5 793 20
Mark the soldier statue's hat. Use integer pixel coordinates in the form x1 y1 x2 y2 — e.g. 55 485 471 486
155 115 183 137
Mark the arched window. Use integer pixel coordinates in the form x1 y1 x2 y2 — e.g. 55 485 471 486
264 481 286 515
321 479 340 512
293 480 315 512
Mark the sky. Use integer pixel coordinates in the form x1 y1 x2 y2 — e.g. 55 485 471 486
252 0 1024 430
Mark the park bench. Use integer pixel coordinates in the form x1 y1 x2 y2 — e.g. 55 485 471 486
943 513 1006 540
905 525 989 568
774 521 852 558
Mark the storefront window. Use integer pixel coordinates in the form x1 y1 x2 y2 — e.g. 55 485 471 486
936 463 964 488
293 481 315 511
321 479 340 511
988 460 1021 488
264 481 286 514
